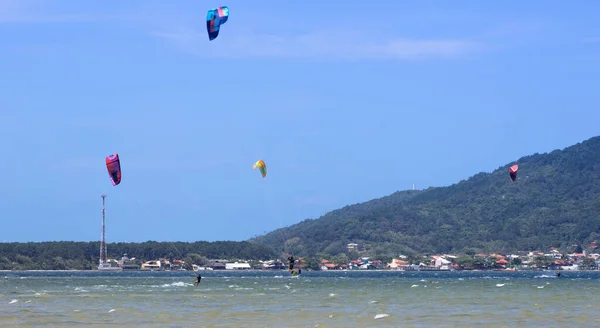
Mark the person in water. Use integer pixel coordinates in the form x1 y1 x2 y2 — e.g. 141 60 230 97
556 272 561 278
287 256 295 271
193 273 202 286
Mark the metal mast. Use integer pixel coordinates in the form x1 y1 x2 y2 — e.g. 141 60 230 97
100 194 107 266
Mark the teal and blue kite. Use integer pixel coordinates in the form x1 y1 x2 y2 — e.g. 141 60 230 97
206 6 229 41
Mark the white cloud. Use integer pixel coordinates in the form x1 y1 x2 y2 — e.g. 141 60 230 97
153 28 483 61
0 1 483 60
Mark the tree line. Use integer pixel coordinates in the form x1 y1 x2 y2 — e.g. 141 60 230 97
0 241 276 270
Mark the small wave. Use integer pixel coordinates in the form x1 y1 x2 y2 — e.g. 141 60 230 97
374 314 389 320
8 299 18 304
534 275 556 279
411 284 419 288
328 293 336 297
496 283 506 287
108 309 116 313
161 282 190 287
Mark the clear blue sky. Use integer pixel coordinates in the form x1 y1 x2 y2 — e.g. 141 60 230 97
1 1 599 243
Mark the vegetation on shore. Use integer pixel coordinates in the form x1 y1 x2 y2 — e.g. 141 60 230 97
0 241 275 270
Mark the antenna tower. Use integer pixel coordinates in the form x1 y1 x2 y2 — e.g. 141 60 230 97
100 194 107 266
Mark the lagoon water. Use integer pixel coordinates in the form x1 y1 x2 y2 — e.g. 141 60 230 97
1 270 599 327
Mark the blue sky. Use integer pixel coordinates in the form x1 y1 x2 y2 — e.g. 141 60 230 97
1 1 599 243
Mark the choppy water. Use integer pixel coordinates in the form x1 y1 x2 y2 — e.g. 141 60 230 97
1 270 599 327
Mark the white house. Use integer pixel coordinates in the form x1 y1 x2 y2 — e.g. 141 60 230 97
387 259 408 270
431 256 451 268
347 243 358 250
141 260 161 270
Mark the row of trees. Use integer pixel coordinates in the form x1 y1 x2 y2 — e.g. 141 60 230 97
1 242 597 271
0 241 276 270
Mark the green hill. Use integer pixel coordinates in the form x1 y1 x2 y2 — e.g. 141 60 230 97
249 136 600 257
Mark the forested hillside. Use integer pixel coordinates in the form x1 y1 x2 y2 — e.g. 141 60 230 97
250 136 600 257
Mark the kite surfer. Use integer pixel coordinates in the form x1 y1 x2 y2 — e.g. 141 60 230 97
288 256 300 275
193 272 202 286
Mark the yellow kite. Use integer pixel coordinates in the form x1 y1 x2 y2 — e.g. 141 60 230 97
253 160 267 178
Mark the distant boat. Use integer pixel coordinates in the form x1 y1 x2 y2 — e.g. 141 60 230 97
504 268 517 272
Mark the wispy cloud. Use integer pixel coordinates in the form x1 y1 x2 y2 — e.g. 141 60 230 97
154 28 483 61
52 157 236 172
0 2 483 60
0 0 131 24
583 37 600 44
69 120 132 129
293 194 333 207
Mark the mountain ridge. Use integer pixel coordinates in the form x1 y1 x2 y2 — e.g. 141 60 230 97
249 136 600 257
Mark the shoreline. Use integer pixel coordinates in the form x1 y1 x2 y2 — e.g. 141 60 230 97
2 268 597 273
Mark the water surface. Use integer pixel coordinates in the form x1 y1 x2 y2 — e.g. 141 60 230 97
1 270 598 327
